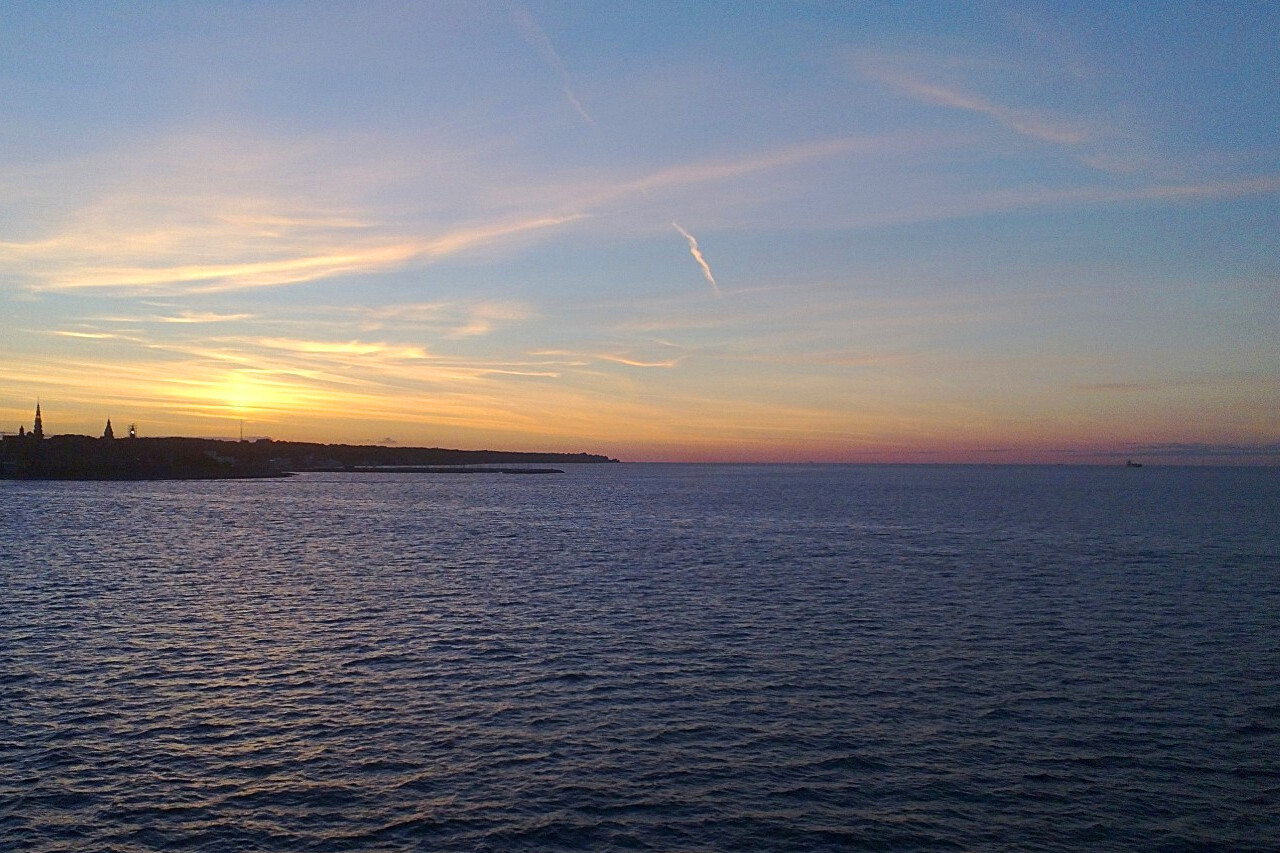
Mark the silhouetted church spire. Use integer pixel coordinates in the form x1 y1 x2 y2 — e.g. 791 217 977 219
33 401 43 439
103 419 114 440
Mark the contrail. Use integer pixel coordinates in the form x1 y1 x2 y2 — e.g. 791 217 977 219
512 4 595 127
672 222 720 296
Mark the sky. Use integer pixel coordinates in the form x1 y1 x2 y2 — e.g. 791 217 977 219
1 1 1277 463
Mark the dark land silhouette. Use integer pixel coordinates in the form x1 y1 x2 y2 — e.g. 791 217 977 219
0 434 616 480
1 406 617 480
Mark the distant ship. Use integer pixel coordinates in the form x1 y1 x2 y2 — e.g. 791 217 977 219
1125 459 1143 468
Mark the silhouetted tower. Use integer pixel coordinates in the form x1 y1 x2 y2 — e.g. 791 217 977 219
33 401 43 439
103 419 114 440
128 423 137 439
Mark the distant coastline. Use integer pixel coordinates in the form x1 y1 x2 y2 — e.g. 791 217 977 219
0 434 618 481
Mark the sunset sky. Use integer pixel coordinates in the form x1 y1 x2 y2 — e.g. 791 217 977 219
2 1 1276 462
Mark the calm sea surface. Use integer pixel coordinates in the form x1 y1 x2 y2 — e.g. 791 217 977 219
2 464 1278 851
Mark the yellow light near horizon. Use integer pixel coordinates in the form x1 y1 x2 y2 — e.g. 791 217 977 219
181 371 303 420
224 377 274 413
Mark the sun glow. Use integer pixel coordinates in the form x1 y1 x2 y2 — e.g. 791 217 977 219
222 376 273 414
180 371 307 422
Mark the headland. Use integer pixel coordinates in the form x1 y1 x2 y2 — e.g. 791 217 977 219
1 405 617 480
0 434 616 480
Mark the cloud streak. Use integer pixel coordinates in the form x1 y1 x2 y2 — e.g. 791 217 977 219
852 50 1098 148
0 126 873 297
533 348 682 369
512 4 595 126
155 311 257 324
6 213 586 294
672 222 720 295
602 138 864 203
863 65 1090 145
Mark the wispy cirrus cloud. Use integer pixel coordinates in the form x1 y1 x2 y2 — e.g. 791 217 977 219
597 354 681 368
533 348 683 369
848 50 1255 190
73 298 538 365
476 134 885 220
446 302 534 338
595 137 866 203
4 213 585 294
33 244 420 293
0 128 594 295
154 311 257 324
251 337 432 359
25 110 1256 305
6 327 578 431
858 60 1092 145
48 330 126 340
327 300 534 338
0 124 872 296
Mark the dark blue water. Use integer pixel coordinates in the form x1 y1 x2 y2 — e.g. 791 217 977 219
3 464 1278 851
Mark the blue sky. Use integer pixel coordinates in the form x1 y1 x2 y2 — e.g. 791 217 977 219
1 1 1276 461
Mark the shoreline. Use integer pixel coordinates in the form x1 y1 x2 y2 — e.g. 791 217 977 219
0 434 614 481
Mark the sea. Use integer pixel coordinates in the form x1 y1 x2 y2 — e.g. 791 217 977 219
2 463 1278 852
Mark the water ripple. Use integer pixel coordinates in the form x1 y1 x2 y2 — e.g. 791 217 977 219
3 465 1278 851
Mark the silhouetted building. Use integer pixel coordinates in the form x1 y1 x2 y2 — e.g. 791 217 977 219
10 402 43 440
103 419 114 440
